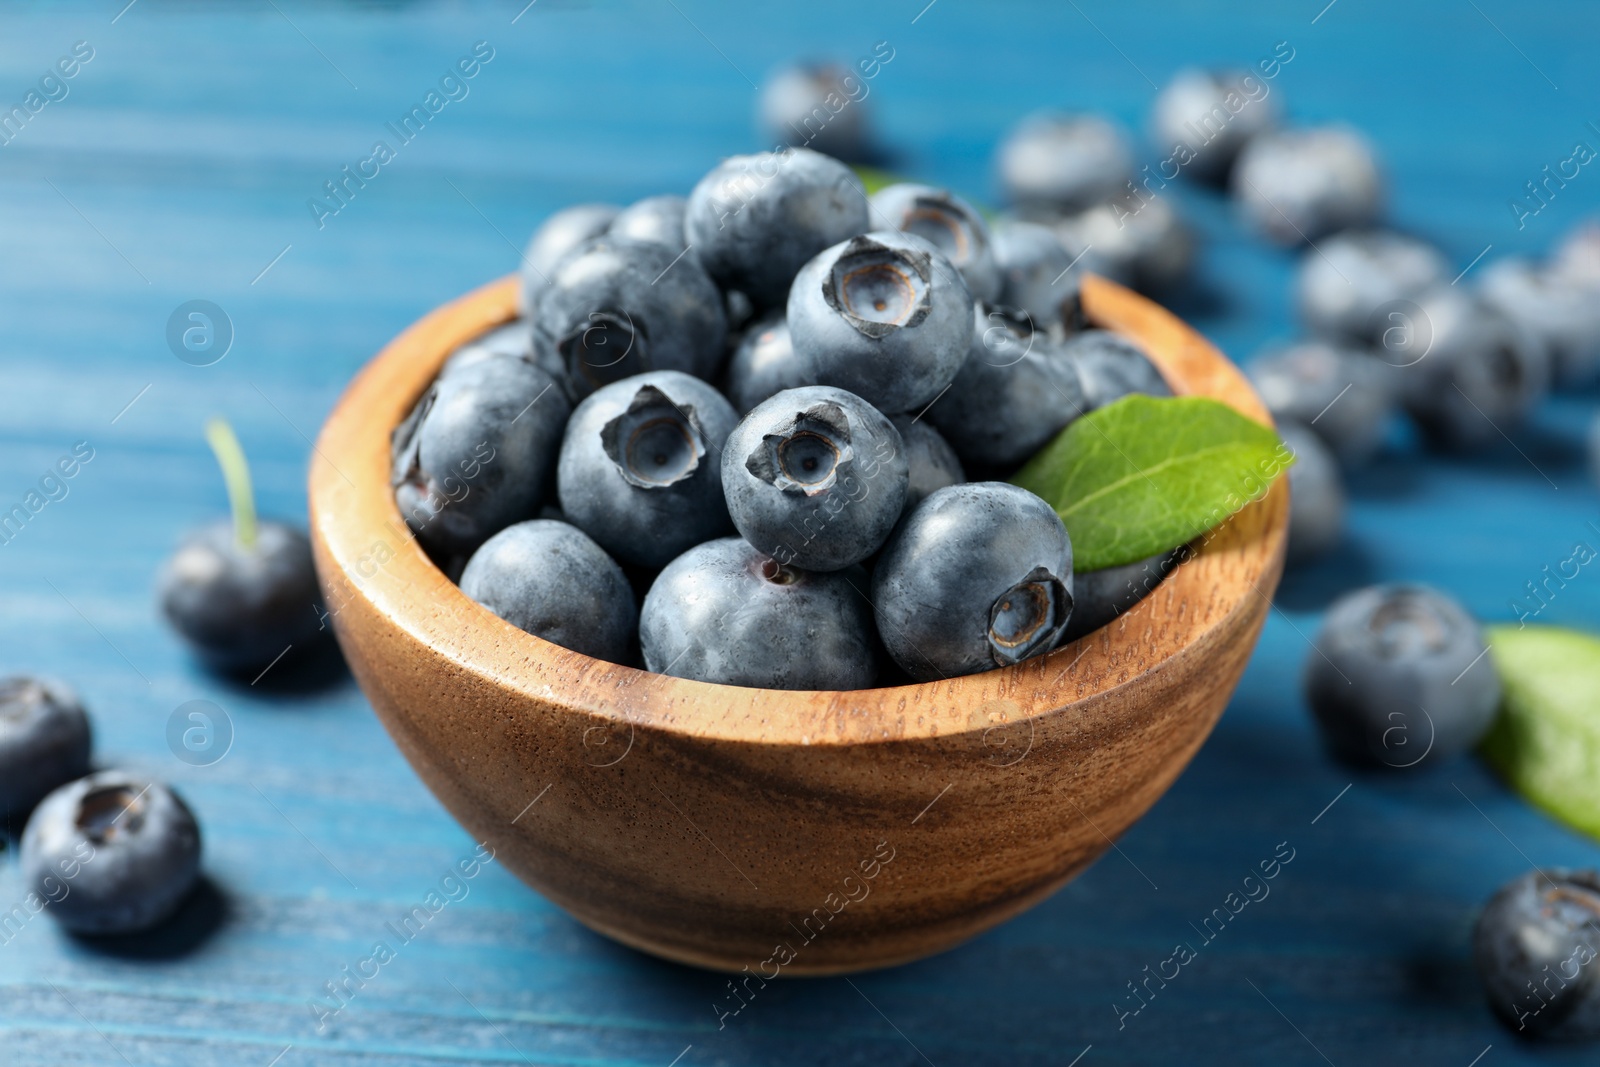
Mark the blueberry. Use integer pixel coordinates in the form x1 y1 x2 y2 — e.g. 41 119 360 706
639 538 877 690
519 203 620 309
608 195 689 254
0 678 90 822
1064 329 1173 412
392 354 572 559
722 311 809 415
1304 584 1501 768
997 113 1134 212
925 304 1085 468
874 483 1072 680
1389 287 1547 451
1232 126 1383 244
1248 341 1395 467
1063 548 1185 643
685 148 869 308
1149 68 1282 183
890 416 964 513
22 771 201 935
1295 230 1448 345
867 183 1001 303
1057 196 1195 293
990 219 1083 329
557 371 738 568
722 386 907 571
1480 257 1600 391
159 519 327 673
787 230 974 414
1279 420 1346 563
1474 868 1600 1040
758 63 871 163
531 234 727 396
458 519 636 664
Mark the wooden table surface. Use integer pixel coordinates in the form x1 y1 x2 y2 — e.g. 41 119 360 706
1 2 1597 1064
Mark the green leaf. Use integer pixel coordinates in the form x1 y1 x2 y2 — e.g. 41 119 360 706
1012 395 1291 572
851 166 901 196
1480 625 1600 841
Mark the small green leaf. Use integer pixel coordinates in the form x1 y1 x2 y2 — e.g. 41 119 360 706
851 166 901 196
205 417 257 551
1012 395 1292 572
1481 625 1600 841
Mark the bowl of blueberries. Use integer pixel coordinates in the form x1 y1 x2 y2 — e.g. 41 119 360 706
307 146 1288 973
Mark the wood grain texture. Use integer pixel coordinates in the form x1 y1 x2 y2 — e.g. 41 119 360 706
308 272 1288 973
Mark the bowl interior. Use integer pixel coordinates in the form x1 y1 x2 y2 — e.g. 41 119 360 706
309 273 1285 747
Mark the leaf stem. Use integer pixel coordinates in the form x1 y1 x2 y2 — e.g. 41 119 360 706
205 417 257 551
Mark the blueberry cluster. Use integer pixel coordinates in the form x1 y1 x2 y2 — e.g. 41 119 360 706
396 148 1178 689
1 677 202 936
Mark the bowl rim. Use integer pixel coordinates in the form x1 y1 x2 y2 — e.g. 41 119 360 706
309 273 1287 748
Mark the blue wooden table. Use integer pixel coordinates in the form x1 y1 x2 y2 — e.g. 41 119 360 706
2 2 1598 1064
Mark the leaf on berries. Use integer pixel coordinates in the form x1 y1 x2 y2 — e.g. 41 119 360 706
1011 394 1291 572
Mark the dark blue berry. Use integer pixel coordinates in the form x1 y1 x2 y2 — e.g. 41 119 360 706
722 312 809 416
685 148 868 309
158 519 327 673
609 195 689 254
874 483 1072 680
1304 584 1501 768
1475 868 1600 1041
722 386 907 571
1232 126 1382 244
640 538 877 690
22 772 202 935
0 678 90 822
531 234 727 396
557 371 738 568
998 113 1134 211
868 183 1001 303
459 519 636 664
392 354 572 560
788 230 974 414
1063 329 1172 412
1280 420 1346 563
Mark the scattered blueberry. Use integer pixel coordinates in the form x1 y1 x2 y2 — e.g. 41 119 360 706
0 677 90 822
392 353 572 560
1279 420 1346 563
990 219 1082 329
160 519 327 674
1232 126 1383 244
890 415 965 513
1474 868 1600 1041
997 113 1134 212
531 234 727 395
1063 548 1185 643
1304 583 1501 768
640 537 877 690
1392 287 1547 451
925 304 1085 468
722 386 908 571
685 148 869 309
22 771 201 935
1248 341 1395 467
788 230 974 413
722 311 810 415
1149 68 1282 183
868 183 1001 303
1064 329 1173 412
1479 257 1600 391
1296 230 1448 346
608 195 689 254
874 483 1072 680
458 519 636 664
1058 196 1195 293
759 63 871 163
519 203 620 309
557 371 738 568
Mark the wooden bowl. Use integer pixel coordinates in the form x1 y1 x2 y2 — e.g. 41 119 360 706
308 274 1288 975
